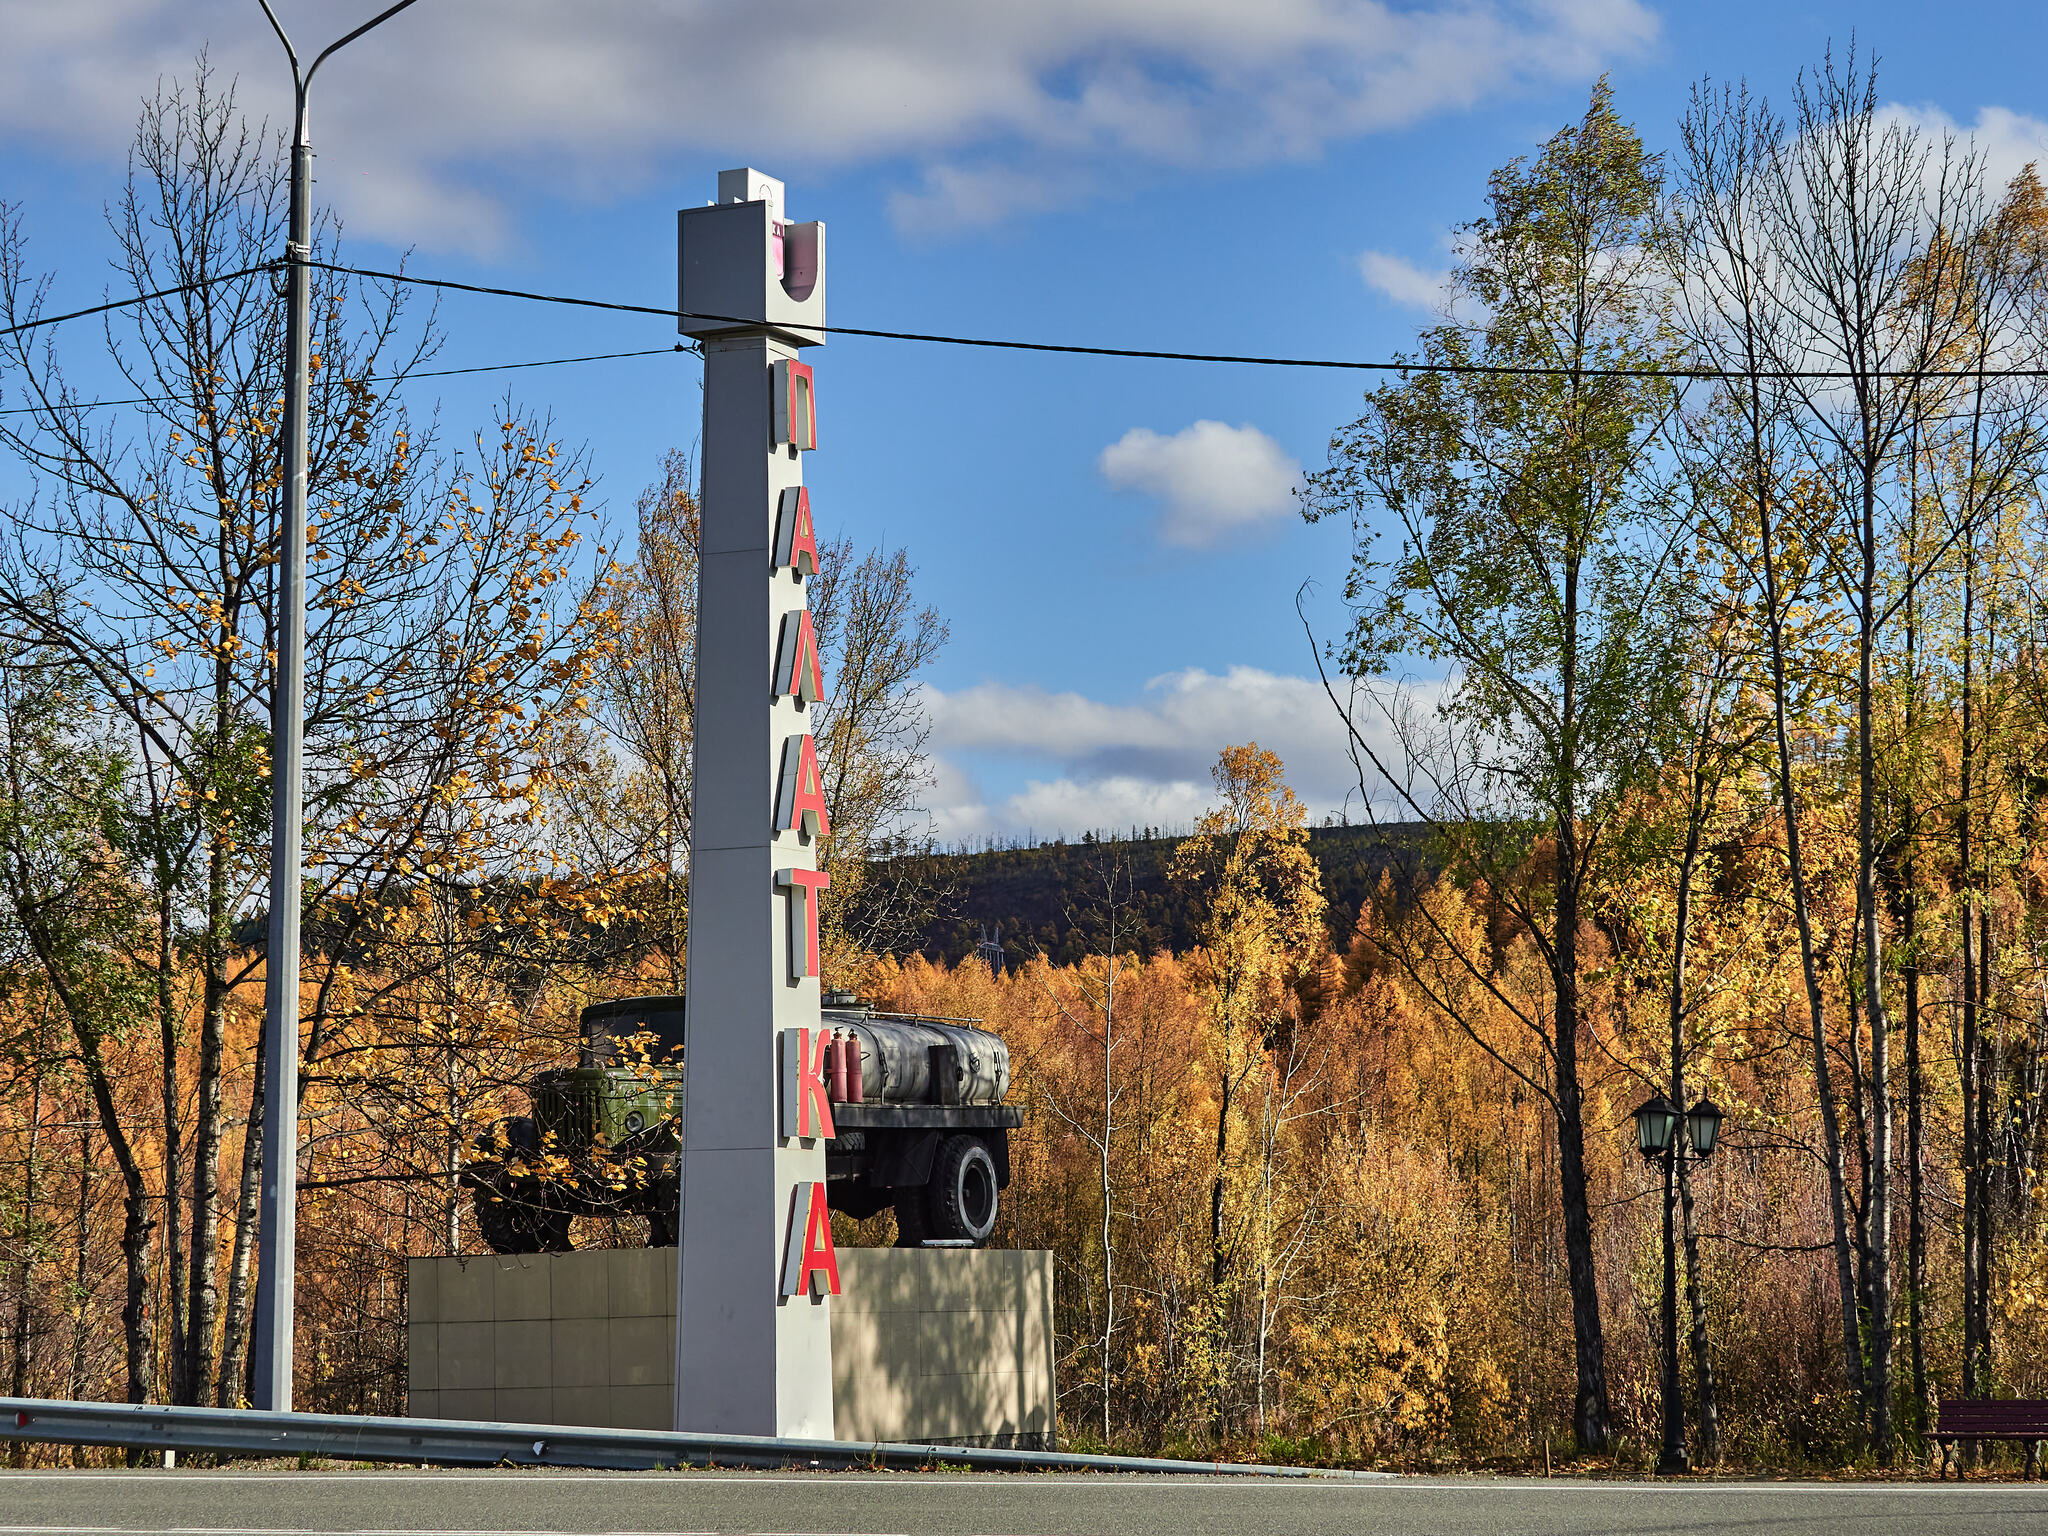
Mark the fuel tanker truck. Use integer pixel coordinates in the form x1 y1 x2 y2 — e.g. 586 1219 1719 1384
464 992 1020 1254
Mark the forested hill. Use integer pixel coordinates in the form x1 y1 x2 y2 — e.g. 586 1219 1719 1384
899 822 1436 967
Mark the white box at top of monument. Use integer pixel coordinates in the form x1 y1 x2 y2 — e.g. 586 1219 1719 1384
717 167 782 219
679 168 825 346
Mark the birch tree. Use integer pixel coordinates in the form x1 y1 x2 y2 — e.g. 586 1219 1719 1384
1304 82 1682 1452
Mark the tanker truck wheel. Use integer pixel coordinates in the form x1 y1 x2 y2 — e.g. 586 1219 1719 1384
472 1178 572 1254
646 1195 679 1248
468 1118 569 1254
927 1134 1000 1245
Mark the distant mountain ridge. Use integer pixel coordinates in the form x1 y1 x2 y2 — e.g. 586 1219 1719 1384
890 822 1437 967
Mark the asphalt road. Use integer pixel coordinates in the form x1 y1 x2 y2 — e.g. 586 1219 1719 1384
2 1469 2046 1536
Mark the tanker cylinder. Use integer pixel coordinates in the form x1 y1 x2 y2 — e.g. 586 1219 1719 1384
832 1017 1010 1107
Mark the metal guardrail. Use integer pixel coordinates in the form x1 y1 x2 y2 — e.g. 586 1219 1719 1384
0 1396 1384 1478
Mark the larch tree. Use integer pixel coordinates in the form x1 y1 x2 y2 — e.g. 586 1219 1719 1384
1171 743 1325 1433
1029 852 1141 1444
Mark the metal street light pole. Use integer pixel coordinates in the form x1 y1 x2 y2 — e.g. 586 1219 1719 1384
1661 983 1690 1478
249 0 423 1415
1633 1087 1724 1475
1630 1091 1686 1474
1658 1118 1688 1475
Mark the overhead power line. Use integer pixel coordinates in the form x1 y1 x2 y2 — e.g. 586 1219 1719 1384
0 264 277 340
10 255 2048 383
0 344 690 418
312 260 2048 384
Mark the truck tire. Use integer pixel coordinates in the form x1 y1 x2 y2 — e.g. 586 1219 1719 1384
646 1199 679 1248
473 1182 571 1254
927 1134 1000 1245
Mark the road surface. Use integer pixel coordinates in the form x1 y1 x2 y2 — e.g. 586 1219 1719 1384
2 1468 2043 1535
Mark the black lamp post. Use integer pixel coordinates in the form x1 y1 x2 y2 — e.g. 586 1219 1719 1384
1633 1093 1722 1474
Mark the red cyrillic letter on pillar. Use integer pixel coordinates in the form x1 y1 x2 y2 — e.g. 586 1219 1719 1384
780 1025 836 1140
775 486 819 577
778 1179 840 1299
800 1180 840 1296
773 359 817 451
773 609 825 705
776 865 830 980
775 732 831 838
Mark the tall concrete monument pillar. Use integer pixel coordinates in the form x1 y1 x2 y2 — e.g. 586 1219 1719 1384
674 168 836 1437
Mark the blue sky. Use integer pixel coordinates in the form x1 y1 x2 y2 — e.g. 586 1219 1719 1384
4 1 2045 842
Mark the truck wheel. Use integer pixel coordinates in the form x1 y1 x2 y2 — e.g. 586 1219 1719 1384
534 1208 573 1252
928 1134 1000 1245
476 1186 540 1254
647 1201 678 1248
470 1170 573 1255
475 1194 528 1254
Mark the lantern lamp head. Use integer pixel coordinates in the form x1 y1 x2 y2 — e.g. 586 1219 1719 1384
1633 1095 1679 1159
1686 1098 1724 1159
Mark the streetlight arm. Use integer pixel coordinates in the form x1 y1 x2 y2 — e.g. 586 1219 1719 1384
253 0 303 88
310 0 426 84
254 1 427 94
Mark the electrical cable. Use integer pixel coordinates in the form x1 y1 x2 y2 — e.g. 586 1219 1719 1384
0 343 690 418
0 263 277 340
12 255 2048 384
311 259 2048 384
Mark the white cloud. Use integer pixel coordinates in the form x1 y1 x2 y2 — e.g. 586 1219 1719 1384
919 665 1407 840
1099 420 1301 547
1881 102 2048 194
1358 249 1453 311
0 0 1659 250
985 775 1215 843
1969 107 2048 187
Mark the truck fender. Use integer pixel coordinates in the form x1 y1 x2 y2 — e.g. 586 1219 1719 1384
870 1128 940 1188
990 1127 1011 1190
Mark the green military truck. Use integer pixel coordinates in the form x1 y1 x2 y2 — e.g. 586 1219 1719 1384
464 992 1021 1253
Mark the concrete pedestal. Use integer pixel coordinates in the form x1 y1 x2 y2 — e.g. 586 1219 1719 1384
406 1247 1055 1449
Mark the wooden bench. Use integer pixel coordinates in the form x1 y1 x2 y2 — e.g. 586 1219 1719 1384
1935 1400 2048 1478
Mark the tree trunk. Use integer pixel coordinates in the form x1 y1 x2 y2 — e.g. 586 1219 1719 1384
9 1057 43 1464
1759 494 1865 1408
1976 906 1995 1388
1906 886 1928 1435
10 876 156 1406
68 1127 91 1407
1554 818 1610 1454
155 885 187 1404
1211 989 1234 1293
215 1022 266 1407
1101 954 1116 1445
1959 532 1984 1402
1209 981 1235 1437
1857 489 1895 1461
78 1053 157 1406
1901 563 1929 1437
181 839 234 1406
